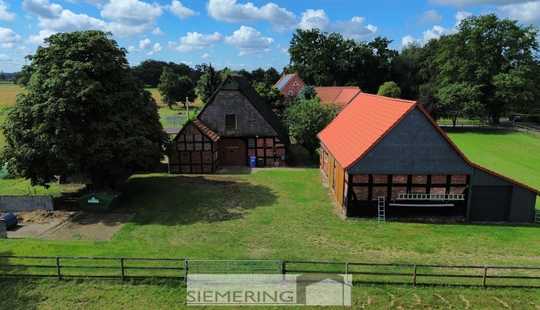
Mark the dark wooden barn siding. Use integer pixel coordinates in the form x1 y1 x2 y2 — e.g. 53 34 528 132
349 108 472 175
469 168 537 223
199 90 278 137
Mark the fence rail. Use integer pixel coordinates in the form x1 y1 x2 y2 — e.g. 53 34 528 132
1 256 540 288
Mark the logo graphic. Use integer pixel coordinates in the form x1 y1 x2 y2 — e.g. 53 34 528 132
187 274 352 306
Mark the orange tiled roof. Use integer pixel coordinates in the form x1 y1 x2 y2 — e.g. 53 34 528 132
315 86 361 108
318 93 416 169
192 119 220 142
317 93 540 195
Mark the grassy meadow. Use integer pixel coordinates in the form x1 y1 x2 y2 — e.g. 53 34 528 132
1 83 540 308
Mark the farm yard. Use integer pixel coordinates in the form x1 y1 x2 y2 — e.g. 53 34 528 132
1 82 540 308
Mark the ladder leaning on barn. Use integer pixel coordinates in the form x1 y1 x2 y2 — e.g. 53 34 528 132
377 196 386 223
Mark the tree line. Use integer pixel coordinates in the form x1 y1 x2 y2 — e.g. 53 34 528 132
288 14 540 124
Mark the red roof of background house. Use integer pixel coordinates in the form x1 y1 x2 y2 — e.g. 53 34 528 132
315 87 362 108
318 93 416 169
317 93 540 194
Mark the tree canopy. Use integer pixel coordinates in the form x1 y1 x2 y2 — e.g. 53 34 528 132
377 81 401 98
158 67 195 108
195 64 223 104
287 14 540 123
285 98 337 155
1 31 167 189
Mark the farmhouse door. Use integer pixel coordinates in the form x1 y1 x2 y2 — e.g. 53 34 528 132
220 138 247 166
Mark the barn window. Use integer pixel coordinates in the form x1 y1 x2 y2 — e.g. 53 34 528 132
225 114 237 131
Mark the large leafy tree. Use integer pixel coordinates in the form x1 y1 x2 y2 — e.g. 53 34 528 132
436 82 482 127
285 98 337 155
158 67 195 108
195 64 222 104
434 14 539 123
1 31 167 189
132 60 192 87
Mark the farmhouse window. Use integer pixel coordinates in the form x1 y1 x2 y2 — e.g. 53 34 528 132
225 114 237 131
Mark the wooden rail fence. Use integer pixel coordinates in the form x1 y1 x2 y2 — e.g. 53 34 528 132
1 256 540 288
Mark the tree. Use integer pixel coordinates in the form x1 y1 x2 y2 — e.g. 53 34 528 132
196 64 222 104
377 81 401 98
434 14 539 123
298 85 317 100
158 67 195 108
254 82 284 117
1 31 167 189
436 82 482 127
132 60 193 87
285 98 337 155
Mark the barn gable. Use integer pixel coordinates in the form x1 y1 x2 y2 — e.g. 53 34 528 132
198 76 288 142
349 107 473 175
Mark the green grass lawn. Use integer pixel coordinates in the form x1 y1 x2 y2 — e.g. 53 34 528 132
2 279 539 310
1 169 539 308
448 130 540 209
0 83 22 107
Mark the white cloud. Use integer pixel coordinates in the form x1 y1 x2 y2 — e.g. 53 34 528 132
139 38 151 49
431 0 532 5
419 10 443 24
100 0 162 35
101 0 162 25
207 0 296 29
401 11 475 48
401 35 417 47
201 52 210 59
22 0 62 18
147 42 162 55
152 27 164 35
499 1 540 24
0 54 9 61
173 32 223 52
298 9 330 30
225 25 273 55
0 27 22 48
38 9 107 32
298 9 377 39
0 0 15 21
169 0 197 19
455 10 473 26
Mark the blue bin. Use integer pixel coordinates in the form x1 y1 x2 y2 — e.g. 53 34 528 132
249 156 257 168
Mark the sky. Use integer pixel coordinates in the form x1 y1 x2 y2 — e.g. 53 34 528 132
0 0 539 72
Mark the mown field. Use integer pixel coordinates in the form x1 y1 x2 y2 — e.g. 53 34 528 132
1 83 540 308
2 278 540 310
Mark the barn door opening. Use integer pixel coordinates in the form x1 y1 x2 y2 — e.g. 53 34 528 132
219 138 247 166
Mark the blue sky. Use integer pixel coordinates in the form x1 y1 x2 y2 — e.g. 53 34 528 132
0 0 539 72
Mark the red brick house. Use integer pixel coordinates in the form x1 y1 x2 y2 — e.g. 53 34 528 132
168 75 289 173
274 73 305 98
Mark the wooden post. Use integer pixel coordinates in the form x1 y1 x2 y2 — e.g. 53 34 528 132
483 267 488 288
120 258 125 281
56 257 62 280
184 258 189 286
281 260 286 275
412 265 417 287
345 262 349 276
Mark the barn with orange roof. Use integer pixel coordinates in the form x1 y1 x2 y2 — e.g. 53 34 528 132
318 93 539 223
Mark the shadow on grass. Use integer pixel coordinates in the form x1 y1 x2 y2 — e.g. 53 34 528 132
116 175 278 226
0 252 41 310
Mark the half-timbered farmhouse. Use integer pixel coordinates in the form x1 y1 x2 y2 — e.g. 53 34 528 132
168 75 288 173
318 93 539 223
